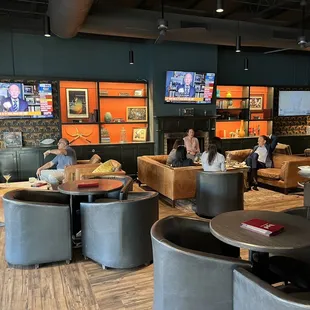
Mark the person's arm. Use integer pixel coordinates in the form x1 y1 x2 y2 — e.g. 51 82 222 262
36 161 55 177
220 158 226 171
43 148 67 158
195 138 200 153
269 135 278 152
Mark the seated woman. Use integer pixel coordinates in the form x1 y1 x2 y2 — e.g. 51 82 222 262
166 139 183 165
201 143 226 172
183 128 200 160
246 134 278 191
210 136 223 155
171 146 195 167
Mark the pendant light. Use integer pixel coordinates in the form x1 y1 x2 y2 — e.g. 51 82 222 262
44 15 51 37
236 22 241 53
129 50 134 65
216 0 224 13
244 58 249 71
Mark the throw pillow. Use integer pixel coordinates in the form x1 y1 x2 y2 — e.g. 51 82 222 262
92 160 115 173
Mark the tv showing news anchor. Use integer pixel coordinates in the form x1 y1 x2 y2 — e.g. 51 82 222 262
0 82 53 119
165 71 215 104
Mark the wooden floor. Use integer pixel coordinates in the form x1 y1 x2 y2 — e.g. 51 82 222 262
0 184 303 310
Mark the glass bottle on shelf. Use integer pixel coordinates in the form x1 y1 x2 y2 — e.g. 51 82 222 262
120 127 127 143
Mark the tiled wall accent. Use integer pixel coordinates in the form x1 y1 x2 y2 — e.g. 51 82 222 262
0 80 60 146
273 87 310 135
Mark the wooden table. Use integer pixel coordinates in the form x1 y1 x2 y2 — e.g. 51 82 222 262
210 210 310 253
59 179 123 244
210 210 310 281
58 179 123 203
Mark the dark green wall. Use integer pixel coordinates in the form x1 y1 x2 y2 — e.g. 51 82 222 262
218 47 310 86
1 31 310 115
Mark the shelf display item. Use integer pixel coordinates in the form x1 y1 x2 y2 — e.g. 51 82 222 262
239 120 246 137
66 88 89 118
104 112 113 123
126 106 148 122
133 128 147 142
120 127 127 143
66 127 93 144
101 127 111 144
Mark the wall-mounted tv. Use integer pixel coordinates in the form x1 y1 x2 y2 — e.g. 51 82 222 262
165 71 215 104
279 91 310 116
0 82 53 119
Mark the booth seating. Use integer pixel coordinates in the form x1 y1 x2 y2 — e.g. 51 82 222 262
226 149 310 193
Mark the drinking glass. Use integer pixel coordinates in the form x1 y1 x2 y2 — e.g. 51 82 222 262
3 170 11 184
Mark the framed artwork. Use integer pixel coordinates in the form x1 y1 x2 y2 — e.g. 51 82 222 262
126 106 148 122
133 128 147 142
250 96 263 111
3 132 22 148
66 88 89 118
23 85 34 95
134 89 144 97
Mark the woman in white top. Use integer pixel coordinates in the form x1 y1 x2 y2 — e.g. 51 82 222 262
201 144 226 172
183 128 200 160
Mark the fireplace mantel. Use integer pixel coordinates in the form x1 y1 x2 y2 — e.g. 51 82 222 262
154 115 216 154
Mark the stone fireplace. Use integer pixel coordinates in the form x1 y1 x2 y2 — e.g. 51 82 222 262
155 116 215 155
164 131 209 154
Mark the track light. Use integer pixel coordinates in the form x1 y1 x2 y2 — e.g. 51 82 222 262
216 0 224 13
244 58 249 71
236 35 241 53
44 15 51 37
129 50 134 64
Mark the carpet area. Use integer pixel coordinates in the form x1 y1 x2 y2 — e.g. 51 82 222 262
174 187 303 214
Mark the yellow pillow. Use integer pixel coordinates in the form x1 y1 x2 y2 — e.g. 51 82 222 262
92 160 115 173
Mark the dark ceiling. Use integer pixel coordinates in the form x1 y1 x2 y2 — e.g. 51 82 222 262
91 0 307 29
0 0 307 29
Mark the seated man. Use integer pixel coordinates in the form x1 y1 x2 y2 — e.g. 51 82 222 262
246 134 277 191
36 138 77 189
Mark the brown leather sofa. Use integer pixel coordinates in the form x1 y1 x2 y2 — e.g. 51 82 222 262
63 160 125 182
137 155 203 206
226 149 310 193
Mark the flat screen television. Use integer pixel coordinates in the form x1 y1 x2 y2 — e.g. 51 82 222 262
279 91 310 116
0 82 53 119
165 71 215 104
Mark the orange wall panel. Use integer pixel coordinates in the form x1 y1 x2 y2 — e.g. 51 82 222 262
62 124 99 145
60 81 98 123
101 124 147 143
248 121 268 136
99 82 147 97
217 86 248 98
100 98 147 122
216 121 244 138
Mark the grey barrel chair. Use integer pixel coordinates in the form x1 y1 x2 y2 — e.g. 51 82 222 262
3 189 72 268
151 216 251 310
81 191 159 269
234 268 310 310
195 171 244 218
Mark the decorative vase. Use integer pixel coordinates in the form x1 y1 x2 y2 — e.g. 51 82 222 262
120 127 127 143
104 112 112 123
239 120 245 137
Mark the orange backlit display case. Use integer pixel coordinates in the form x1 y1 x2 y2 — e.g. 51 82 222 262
215 85 273 139
99 82 148 143
59 81 149 145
